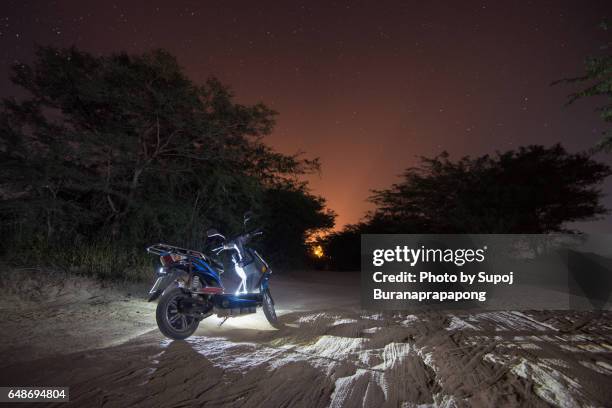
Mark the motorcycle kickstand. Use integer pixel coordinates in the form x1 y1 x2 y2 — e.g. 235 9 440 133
218 316 229 327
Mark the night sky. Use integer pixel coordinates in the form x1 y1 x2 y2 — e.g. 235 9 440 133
2 1 612 231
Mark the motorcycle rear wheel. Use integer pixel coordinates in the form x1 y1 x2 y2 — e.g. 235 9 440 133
262 288 281 328
156 287 200 340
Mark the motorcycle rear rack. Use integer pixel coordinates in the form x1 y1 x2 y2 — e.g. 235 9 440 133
146 243 206 260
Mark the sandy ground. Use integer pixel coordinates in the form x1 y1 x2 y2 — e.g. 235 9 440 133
0 269 611 407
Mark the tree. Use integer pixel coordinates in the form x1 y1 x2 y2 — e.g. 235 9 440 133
368 145 610 233
0 46 333 271
323 145 610 270
260 184 335 265
556 21 612 152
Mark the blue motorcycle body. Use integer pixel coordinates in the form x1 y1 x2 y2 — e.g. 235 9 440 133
146 222 279 340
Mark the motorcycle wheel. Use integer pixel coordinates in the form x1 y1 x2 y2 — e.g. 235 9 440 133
156 287 200 340
262 288 281 328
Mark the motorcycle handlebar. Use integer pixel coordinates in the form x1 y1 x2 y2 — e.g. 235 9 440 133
211 228 263 257
236 227 263 242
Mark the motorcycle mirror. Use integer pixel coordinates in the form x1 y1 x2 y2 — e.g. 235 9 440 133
206 228 225 240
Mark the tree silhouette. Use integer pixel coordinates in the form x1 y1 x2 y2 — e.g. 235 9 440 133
0 46 333 271
324 145 610 270
555 21 612 152
369 145 610 233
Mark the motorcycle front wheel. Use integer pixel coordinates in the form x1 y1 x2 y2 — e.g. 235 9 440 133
262 288 281 329
156 287 200 340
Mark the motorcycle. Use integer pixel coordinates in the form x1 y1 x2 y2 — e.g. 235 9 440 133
146 212 279 340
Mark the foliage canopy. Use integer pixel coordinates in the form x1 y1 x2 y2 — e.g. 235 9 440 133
556 21 612 152
324 145 610 270
0 46 334 274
